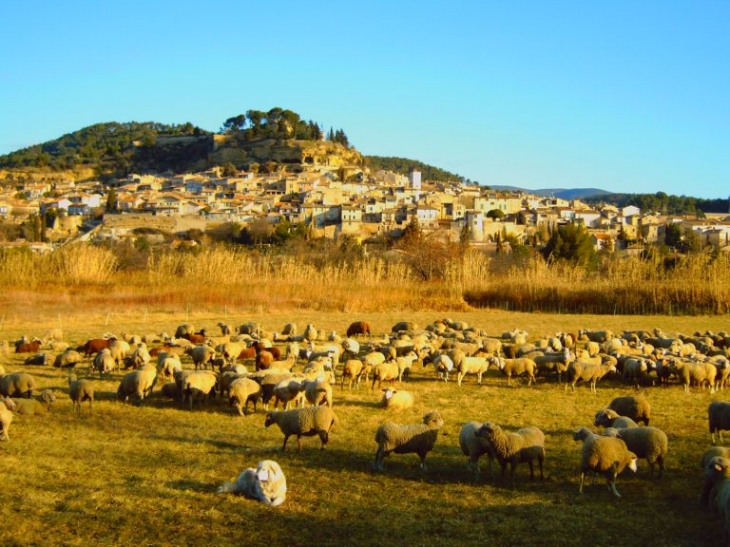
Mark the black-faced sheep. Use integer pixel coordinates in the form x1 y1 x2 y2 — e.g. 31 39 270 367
602 426 668 478
701 456 730 543
373 411 444 471
217 459 287 507
264 406 337 451
701 447 730 508
459 421 496 481
605 395 652 426
474 422 545 485
573 426 637 498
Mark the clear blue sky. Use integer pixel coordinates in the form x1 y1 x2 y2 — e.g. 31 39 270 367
1 0 727 199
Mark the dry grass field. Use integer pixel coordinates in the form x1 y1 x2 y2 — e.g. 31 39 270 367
1 304 729 547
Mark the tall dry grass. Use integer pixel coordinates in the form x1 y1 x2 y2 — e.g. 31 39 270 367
1 244 729 315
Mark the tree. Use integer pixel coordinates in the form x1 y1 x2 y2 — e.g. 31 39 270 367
106 187 117 211
486 209 505 220
220 162 238 177
540 222 596 266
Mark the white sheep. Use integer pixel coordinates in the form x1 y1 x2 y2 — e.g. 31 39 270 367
217 459 287 507
495 357 537 387
0 372 38 398
228 377 262 416
455 355 493 386
565 361 617 392
303 377 333 408
68 373 94 416
474 422 545 485
602 426 669 478
594 408 639 429
0 399 13 440
573 426 637 497
371 360 400 390
185 344 216 371
264 406 337 451
459 421 496 481
182 370 217 410
340 359 364 390
373 411 444 471
11 389 56 415
117 364 157 406
379 388 414 411
701 447 730 508
92 348 117 379
272 377 306 410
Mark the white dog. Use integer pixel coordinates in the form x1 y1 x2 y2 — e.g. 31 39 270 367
217 460 287 507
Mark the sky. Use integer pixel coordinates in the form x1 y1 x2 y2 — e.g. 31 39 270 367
0 0 727 199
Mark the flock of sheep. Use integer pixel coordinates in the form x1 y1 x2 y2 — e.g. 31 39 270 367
3 318 730 539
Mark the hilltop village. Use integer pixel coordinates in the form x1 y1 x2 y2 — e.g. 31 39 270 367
1 164 729 253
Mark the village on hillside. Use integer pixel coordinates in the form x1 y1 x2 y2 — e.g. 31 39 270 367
1 164 729 254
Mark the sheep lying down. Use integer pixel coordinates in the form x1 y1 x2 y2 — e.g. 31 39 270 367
218 459 287 507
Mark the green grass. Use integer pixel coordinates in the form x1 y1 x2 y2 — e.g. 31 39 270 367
0 311 728 546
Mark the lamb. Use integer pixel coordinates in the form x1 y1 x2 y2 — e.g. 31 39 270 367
264 406 337 450
379 388 414 411
565 361 617 392
459 421 496 480
602 426 668 478
573 426 637 497
0 372 37 399
474 422 545 485
11 389 56 415
605 395 652 426
217 459 287 507
373 411 444 471
709 401 730 444
495 357 537 387
594 408 639 429
228 377 262 416
68 373 94 416
395 350 419 382
0 398 14 440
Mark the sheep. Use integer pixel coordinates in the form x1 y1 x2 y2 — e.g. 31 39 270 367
185 344 216 371
217 459 287 507
340 359 364 390
373 411 444 471
92 347 116 378
0 372 37 399
129 342 151 369
606 395 652 426
709 401 730 444
578 329 614 343
474 422 545 486
395 350 419 381
371 360 400 390
182 370 217 410
0 399 13 440
264 406 337 451
341 337 360 361
392 321 418 334
273 377 306 410
117 365 157 406
346 321 371 338
565 361 616 392
68 373 94 416
602 425 668 478
573 426 638 497
24 353 48 366
379 388 414 411
700 447 730 507
670 358 717 394
594 408 640 429
217 322 231 336
621 357 652 387
11 389 56 415
459 421 496 481
228 377 262 416
701 456 730 543
455 355 494 386
53 348 84 369
533 349 573 383
174 323 195 338
158 354 183 383
425 353 454 382
303 377 333 408
495 356 537 387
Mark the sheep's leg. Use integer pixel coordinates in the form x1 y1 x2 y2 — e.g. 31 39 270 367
282 435 290 451
318 430 329 449
578 472 586 494
527 460 535 480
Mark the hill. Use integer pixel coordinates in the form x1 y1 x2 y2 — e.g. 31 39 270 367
490 185 613 200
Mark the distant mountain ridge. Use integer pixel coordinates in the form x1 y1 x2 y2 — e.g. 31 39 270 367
490 185 614 200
